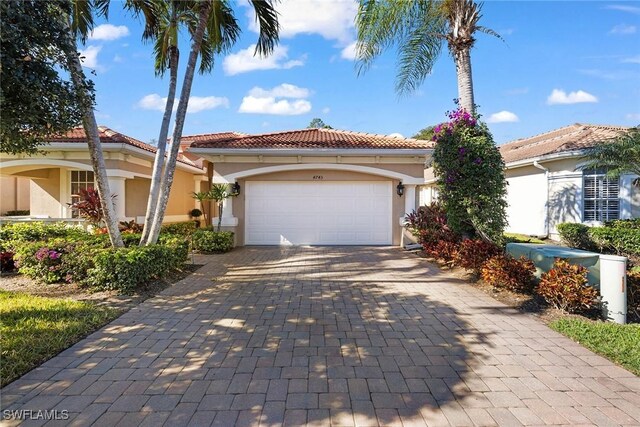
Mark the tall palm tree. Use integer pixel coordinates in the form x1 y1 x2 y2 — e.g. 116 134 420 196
356 0 499 112
580 126 640 187
143 0 279 244
64 0 124 247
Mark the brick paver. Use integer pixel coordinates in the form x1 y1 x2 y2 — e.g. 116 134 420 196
1 247 639 426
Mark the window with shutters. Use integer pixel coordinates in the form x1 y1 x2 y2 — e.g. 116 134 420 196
70 170 95 218
582 168 619 222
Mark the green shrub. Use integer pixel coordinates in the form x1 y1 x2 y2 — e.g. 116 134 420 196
536 258 599 313
0 222 89 244
481 254 536 293
159 235 190 267
557 223 594 250
121 233 142 247
192 229 234 253
14 240 71 284
453 239 501 273
588 226 640 258
87 245 177 293
160 221 197 237
604 219 640 230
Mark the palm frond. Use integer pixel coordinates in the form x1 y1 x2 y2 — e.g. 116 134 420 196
249 0 280 56
92 0 110 18
71 0 94 41
124 0 162 41
579 127 640 182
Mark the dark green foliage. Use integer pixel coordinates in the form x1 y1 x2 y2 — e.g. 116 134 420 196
557 223 595 251
580 126 640 186
432 109 508 243
307 118 332 129
557 221 640 259
0 0 85 154
192 229 234 253
160 221 197 237
3 210 30 216
412 125 435 141
87 245 179 293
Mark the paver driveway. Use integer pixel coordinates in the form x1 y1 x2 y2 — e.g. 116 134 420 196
2 247 639 426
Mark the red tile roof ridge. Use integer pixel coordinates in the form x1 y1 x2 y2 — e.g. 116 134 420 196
180 131 248 140
316 127 425 143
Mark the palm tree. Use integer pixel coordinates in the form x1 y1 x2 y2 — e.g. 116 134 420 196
64 0 124 247
355 0 499 112
143 0 279 244
209 183 232 232
580 126 640 187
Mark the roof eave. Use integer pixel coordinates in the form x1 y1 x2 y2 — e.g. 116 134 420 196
504 149 588 170
187 147 433 156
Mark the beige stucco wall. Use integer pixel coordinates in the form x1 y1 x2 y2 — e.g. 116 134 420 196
504 166 548 236
0 176 30 214
30 169 62 217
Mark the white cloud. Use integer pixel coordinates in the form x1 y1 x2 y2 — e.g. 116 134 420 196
622 55 640 64
248 83 311 99
137 94 229 113
387 133 404 138
486 111 519 123
89 24 130 41
547 89 598 105
247 0 357 44
322 107 331 114
223 44 304 75
113 54 124 63
605 5 640 14
340 41 358 61
239 96 312 115
610 24 637 34
626 113 640 121
79 45 102 69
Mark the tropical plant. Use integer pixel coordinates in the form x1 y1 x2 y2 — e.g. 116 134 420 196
209 183 233 232
481 254 536 293
355 0 500 112
412 125 436 140
0 0 83 155
142 0 279 245
189 208 202 218
579 126 640 187
432 108 507 243
192 190 212 225
67 188 116 227
63 0 124 247
536 258 599 313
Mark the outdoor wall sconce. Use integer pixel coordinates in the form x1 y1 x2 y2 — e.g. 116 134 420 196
396 182 405 197
230 182 241 196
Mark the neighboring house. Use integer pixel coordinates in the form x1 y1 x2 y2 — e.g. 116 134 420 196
184 128 433 245
423 123 639 239
0 127 207 224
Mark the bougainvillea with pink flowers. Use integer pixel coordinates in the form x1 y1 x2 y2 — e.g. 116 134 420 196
431 106 507 243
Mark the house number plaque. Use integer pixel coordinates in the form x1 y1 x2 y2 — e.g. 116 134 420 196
312 175 324 180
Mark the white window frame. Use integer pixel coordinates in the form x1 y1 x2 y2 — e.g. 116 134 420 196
582 168 620 223
70 170 96 218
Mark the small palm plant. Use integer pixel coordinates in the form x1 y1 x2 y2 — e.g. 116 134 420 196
580 126 640 187
209 184 233 232
192 191 211 225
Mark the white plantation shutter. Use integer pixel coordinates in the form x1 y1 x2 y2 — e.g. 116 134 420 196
583 168 619 222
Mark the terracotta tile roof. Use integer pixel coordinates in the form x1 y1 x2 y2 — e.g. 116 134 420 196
500 123 628 164
47 126 199 168
180 131 248 146
185 128 434 150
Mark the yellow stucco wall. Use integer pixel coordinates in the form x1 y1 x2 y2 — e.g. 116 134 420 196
0 176 30 214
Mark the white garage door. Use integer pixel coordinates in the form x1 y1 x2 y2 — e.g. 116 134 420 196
245 181 393 245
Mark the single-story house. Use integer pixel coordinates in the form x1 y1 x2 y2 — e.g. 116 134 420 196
0 126 207 224
183 128 433 246
423 123 639 239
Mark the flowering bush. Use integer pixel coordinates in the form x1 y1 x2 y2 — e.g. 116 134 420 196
15 243 68 284
1 251 15 273
453 239 501 274
536 258 599 313
432 107 507 244
481 254 537 293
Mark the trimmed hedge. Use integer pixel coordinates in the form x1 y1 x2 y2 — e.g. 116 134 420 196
86 245 178 293
0 222 89 245
192 229 234 253
160 221 197 237
557 221 640 259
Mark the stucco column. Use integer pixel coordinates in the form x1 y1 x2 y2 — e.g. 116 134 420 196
107 176 126 221
619 174 634 219
404 184 417 219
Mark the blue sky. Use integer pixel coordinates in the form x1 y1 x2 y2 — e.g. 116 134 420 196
82 0 640 145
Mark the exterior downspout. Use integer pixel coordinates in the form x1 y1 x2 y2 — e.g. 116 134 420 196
533 161 550 237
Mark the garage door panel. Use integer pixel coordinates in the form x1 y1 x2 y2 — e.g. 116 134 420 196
245 181 392 245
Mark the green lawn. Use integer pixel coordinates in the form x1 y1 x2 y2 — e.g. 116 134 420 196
0 290 120 386
549 318 640 376
504 233 546 244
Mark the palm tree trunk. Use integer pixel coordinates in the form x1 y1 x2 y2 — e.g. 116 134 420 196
454 47 474 113
140 46 179 245
64 23 124 248
146 3 212 244
217 202 223 232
